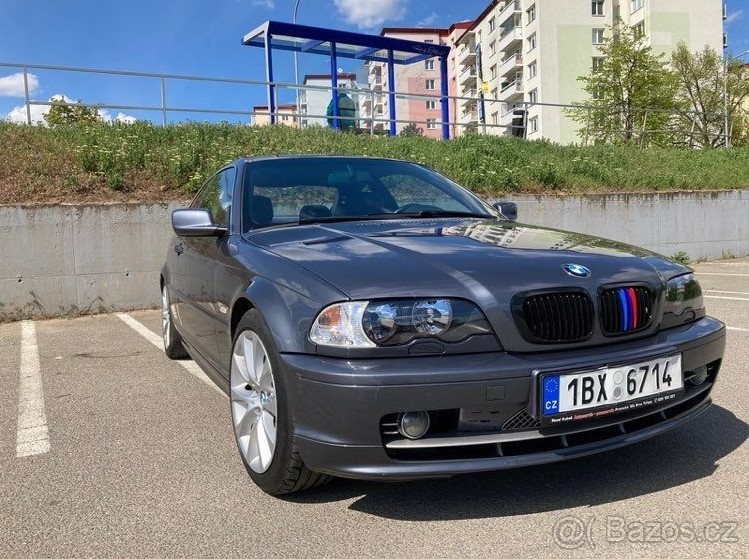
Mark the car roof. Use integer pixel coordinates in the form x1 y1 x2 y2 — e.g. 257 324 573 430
237 155 413 166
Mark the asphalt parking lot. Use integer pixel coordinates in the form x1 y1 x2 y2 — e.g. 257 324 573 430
1 259 747 559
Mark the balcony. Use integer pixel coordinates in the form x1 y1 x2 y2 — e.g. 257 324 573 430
499 79 524 101
459 89 478 109
498 0 521 25
459 66 478 85
499 51 523 77
498 26 523 52
457 43 477 65
460 109 479 125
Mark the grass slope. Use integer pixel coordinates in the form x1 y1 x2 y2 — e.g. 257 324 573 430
2 121 749 205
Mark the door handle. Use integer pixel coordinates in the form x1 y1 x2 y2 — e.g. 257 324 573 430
174 243 184 255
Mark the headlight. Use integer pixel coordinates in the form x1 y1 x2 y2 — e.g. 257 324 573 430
662 273 704 328
310 299 493 348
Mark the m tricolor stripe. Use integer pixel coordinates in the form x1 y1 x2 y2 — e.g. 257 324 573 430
601 286 653 335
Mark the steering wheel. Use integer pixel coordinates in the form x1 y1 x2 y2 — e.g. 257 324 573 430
394 203 443 214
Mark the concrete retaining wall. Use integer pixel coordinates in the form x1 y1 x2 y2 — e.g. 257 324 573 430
1 203 181 321
507 190 749 260
1 191 747 320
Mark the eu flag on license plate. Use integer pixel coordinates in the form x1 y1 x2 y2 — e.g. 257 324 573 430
543 375 560 416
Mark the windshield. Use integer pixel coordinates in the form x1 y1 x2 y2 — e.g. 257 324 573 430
241 158 494 231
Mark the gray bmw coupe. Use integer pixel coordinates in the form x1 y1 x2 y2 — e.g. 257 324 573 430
161 156 725 495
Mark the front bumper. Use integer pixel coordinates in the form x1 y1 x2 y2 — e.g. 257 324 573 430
282 317 725 480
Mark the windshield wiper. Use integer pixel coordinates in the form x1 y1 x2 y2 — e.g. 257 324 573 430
298 214 401 225
395 211 493 219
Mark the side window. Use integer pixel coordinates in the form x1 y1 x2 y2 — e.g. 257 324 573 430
191 167 236 227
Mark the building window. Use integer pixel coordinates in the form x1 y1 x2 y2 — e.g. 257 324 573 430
592 0 605 16
426 79 436 90
529 116 538 134
631 0 644 13
529 88 538 104
490 65 497 79
528 61 537 78
427 118 437 129
634 21 645 38
491 88 498 99
593 28 605 44
489 41 496 56
593 85 605 100
426 100 437 110
489 17 496 32
425 59 435 71
527 33 537 51
527 4 536 24
477 31 482 44
592 57 604 72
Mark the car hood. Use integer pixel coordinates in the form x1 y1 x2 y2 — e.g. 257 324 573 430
249 219 689 352
250 218 686 297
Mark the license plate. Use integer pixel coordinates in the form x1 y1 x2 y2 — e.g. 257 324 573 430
540 355 683 424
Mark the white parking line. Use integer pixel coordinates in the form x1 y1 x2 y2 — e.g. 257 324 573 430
704 296 749 302
705 290 749 296
116 313 225 397
695 272 749 277
728 326 749 333
16 321 50 458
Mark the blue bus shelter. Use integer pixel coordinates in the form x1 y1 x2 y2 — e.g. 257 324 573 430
242 21 452 139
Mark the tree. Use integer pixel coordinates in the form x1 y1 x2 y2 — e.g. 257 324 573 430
569 20 680 146
671 43 749 148
399 122 424 137
44 98 102 127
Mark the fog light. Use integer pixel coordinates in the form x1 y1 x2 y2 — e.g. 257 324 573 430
398 411 430 440
689 365 708 386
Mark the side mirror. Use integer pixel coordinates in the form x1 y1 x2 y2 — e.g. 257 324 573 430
172 209 227 237
493 201 518 222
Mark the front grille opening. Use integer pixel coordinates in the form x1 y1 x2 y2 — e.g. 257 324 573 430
385 388 712 462
600 286 655 336
519 290 594 343
501 435 565 456
502 409 542 431
389 444 500 462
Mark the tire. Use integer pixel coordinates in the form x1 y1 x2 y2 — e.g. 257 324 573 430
161 284 189 360
230 310 331 495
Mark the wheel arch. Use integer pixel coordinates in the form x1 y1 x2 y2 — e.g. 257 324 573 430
230 277 319 354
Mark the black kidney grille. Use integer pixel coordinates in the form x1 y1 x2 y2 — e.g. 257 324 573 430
600 286 654 335
521 292 594 342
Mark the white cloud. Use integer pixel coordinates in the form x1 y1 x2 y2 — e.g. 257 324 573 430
4 94 71 125
253 0 274 9
98 108 137 124
4 94 136 125
334 0 406 29
726 10 743 25
0 72 40 97
417 12 439 27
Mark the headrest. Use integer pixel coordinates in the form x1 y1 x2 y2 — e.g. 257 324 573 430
250 195 274 227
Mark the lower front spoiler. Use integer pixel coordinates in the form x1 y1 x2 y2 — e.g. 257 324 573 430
296 395 712 481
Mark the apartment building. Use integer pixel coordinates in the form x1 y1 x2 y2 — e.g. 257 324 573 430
455 0 724 143
299 73 361 128
360 24 471 138
252 103 299 127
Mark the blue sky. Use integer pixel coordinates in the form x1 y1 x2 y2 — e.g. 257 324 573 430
0 0 747 124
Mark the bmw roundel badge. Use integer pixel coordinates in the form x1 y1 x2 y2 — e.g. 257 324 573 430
563 263 592 278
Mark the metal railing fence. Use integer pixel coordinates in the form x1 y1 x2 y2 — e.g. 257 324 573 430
0 61 732 146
